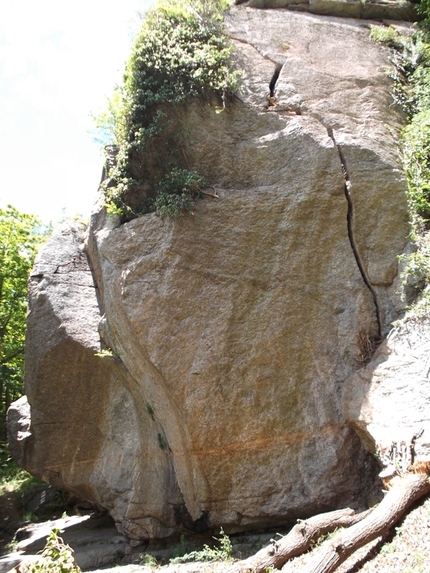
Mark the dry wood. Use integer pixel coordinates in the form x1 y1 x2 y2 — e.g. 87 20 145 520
201 186 219 199
287 472 430 573
201 190 219 198
232 508 372 573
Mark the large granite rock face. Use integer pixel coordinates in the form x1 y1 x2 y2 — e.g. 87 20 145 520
8 8 412 539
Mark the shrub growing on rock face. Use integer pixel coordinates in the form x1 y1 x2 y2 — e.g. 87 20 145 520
403 109 430 223
370 19 430 310
98 0 238 221
153 168 206 217
369 24 404 50
369 21 430 310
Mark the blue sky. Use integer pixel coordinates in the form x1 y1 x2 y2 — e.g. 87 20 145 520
0 0 155 225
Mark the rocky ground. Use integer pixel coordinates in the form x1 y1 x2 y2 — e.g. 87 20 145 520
2 492 429 573
0 488 22 551
89 493 430 573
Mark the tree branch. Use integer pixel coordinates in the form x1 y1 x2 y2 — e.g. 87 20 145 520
232 508 372 573
287 472 430 573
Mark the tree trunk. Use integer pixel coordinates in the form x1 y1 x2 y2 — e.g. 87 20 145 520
233 508 372 573
285 472 430 573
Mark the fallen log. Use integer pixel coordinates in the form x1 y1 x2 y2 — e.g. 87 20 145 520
284 470 430 573
232 507 372 573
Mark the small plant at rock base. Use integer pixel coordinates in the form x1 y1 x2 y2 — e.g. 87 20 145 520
316 527 344 545
170 528 233 563
94 349 114 359
5 539 18 553
22 510 39 523
172 534 187 560
356 331 380 366
380 541 397 554
139 554 159 568
23 529 81 572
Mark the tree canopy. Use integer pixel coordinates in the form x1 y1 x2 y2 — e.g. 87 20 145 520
0 206 43 442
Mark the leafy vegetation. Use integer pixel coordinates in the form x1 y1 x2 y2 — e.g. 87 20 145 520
169 528 233 563
0 206 44 442
403 110 430 222
369 19 430 315
0 443 38 496
22 529 81 572
94 0 239 221
417 0 430 31
139 553 159 568
153 168 206 217
370 24 404 50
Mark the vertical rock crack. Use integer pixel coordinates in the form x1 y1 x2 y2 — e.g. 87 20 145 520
327 128 382 338
270 64 282 97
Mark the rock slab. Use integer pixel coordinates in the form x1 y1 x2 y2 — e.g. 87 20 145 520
8 8 411 538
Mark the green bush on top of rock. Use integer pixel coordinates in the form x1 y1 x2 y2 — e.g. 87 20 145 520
95 0 239 222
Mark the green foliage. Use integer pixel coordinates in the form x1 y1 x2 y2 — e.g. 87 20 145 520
396 34 430 115
0 206 44 442
25 529 81 572
397 32 430 230
400 233 430 316
94 0 238 221
369 25 404 50
153 168 205 216
371 22 430 316
417 0 430 31
402 109 430 222
139 553 159 568
126 0 234 112
369 26 430 116
89 89 126 146
172 534 187 560
170 528 233 563
0 443 30 491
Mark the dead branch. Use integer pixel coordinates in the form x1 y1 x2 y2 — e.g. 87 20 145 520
286 472 430 573
232 508 372 573
201 187 219 199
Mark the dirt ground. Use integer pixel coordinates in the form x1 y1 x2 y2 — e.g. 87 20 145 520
0 486 23 554
1 486 430 572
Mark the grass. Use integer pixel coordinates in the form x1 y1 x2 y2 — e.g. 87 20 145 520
169 528 233 564
139 554 159 568
0 444 43 498
369 24 404 50
0 443 72 552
